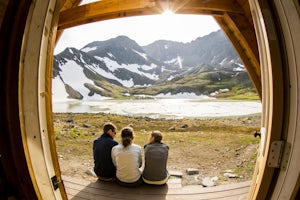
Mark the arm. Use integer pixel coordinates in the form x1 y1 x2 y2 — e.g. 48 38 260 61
138 146 142 168
111 147 116 167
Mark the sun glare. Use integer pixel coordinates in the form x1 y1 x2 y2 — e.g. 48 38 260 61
162 9 175 16
159 10 176 26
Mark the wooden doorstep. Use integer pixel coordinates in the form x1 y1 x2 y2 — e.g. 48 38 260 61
62 176 250 200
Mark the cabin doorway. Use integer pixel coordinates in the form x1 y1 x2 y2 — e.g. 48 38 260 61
1 0 299 199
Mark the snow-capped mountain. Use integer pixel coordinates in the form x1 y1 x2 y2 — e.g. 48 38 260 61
143 30 241 68
53 30 246 100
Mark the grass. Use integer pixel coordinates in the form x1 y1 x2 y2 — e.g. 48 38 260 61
53 113 261 185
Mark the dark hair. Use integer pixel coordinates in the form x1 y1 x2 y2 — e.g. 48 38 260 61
103 122 116 134
121 127 134 147
151 130 162 143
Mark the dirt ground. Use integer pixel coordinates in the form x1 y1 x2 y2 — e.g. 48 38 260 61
53 113 261 186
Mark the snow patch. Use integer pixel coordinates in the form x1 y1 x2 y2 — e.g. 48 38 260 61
164 58 177 64
167 75 175 81
156 92 212 99
233 67 245 71
140 63 157 71
94 56 159 85
220 58 228 65
132 49 148 60
133 84 152 87
124 63 159 80
52 76 68 102
94 56 119 71
81 46 97 53
107 52 115 59
58 60 106 100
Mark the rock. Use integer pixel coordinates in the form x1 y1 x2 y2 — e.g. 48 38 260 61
224 173 238 178
85 169 97 177
186 168 199 175
65 84 83 99
169 170 183 178
202 177 217 187
83 123 91 128
168 126 176 131
181 124 188 128
211 176 219 182
235 147 242 151
167 177 182 185
65 119 73 123
236 161 244 167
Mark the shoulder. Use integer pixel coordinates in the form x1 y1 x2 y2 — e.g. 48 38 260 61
146 142 169 150
132 144 142 150
111 139 118 145
93 138 99 144
162 143 169 149
103 134 118 145
112 144 122 151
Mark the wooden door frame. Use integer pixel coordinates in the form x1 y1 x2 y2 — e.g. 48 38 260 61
247 0 300 199
1 0 299 199
18 0 66 199
268 0 300 198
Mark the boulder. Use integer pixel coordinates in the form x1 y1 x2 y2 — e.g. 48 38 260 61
169 170 183 178
224 172 238 178
85 169 97 177
202 176 218 187
186 168 199 175
181 124 189 128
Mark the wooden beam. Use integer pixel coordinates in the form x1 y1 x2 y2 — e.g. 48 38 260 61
59 0 82 11
56 0 82 45
58 0 244 30
58 0 157 30
170 0 243 13
214 13 262 99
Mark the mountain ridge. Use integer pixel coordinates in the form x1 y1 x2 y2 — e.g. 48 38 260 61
53 30 257 101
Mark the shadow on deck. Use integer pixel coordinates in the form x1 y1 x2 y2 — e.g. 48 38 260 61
63 176 251 200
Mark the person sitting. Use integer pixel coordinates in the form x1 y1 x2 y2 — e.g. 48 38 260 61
142 130 169 185
93 122 118 181
111 127 143 187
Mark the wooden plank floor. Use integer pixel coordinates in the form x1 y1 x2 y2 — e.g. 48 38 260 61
62 176 251 200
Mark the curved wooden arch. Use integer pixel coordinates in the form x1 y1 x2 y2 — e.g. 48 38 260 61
0 0 299 199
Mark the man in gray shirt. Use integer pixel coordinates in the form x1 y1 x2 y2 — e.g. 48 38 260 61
142 131 169 185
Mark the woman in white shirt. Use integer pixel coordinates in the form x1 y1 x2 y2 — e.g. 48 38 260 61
111 127 143 187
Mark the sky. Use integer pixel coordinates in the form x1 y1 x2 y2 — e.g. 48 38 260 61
54 12 221 55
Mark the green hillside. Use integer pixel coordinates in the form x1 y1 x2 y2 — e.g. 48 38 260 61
129 70 259 100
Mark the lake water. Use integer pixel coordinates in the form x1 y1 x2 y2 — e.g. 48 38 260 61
52 98 262 119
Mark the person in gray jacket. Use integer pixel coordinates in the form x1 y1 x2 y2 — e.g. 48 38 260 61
142 130 169 185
